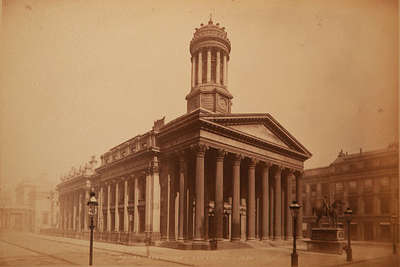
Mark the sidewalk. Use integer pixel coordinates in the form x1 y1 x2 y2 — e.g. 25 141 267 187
33 233 394 267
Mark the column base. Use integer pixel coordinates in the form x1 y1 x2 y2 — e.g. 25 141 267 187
192 240 212 250
231 237 241 242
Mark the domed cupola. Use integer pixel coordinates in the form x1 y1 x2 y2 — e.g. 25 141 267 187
186 17 233 114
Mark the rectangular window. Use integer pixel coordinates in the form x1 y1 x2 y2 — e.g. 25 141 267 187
311 184 317 197
119 183 124 205
348 197 358 214
322 183 330 198
129 180 134 202
335 182 344 193
364 179 373 193
380 177 390 192
349 181 357 193
381 196 390 214
364 197 373 214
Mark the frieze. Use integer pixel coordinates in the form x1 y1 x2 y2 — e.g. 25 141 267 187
200 120 308 162
197 135 303 171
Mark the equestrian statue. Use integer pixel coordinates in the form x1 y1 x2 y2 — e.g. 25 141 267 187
312 196 343 228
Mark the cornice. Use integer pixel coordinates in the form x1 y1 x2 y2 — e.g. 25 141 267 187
198 118 310 161
185 85 233 100
201 113 312 158
96 147 159 174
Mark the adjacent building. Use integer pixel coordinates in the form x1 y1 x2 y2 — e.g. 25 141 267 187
302 143 399 241
0 181 58 233
56 18 312 248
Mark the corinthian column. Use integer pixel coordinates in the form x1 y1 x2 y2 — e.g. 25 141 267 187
78 192 82 231
178 154 186 241
191 57 195 88
124 179 129 232
232 154 241 241
216 50 221 84
274 166 282 240
194 144 207 242
107 183 111 232
223 53 228 86
247 158 257 240
197 51 202 85
115 181 119 232
261 163 271 240
207 49 211 83
215 149 225 241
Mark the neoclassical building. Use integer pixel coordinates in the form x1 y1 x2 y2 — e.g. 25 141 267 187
56 18 312 248
302 144 399 242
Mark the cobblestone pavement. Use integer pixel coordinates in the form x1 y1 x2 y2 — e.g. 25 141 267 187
0 232 395 266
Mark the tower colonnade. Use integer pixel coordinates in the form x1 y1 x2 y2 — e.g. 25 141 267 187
191 48 228 88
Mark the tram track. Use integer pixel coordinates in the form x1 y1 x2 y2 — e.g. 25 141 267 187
0 238 79 265
33 234 193 266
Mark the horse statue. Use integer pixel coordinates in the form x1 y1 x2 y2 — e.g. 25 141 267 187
312 196 343 228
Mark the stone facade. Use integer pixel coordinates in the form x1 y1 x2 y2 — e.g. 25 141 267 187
0 182 58 233
56 19 312 247
302 144 399 242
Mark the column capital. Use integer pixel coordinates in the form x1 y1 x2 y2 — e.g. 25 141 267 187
273 164 284 173
233 153 243 165
294 170 304 177
285 168 296 176
247 157 257 167
178 154 186 172
216 149 226 160
191 143 208 156
260 161 272 168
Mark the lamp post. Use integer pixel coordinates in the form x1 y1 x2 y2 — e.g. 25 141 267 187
344 207 353 262
391 214 397 254
289 200 301 267
87 191 98 266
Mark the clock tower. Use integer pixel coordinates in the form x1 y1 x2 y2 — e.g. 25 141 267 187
186 17 233 114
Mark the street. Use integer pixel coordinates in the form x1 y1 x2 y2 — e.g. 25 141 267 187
0 232 397 266
0 232 182 266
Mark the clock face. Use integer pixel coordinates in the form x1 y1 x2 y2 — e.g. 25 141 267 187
219 98 227 110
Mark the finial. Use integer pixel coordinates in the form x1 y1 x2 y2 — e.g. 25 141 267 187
208 13 213 24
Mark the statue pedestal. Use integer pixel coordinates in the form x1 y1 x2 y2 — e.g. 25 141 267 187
304 228 345 255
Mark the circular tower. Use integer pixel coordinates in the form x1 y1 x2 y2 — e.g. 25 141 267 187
186 18 233 114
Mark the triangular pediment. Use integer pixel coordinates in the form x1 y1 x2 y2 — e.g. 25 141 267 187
229 124 289 149
200 113 312 159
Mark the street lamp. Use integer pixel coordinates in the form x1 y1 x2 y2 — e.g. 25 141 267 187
87 191 98 266
344 207 353 262
391 214 397 254
289 200 301 267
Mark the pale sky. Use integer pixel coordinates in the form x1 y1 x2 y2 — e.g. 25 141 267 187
0 0 398 191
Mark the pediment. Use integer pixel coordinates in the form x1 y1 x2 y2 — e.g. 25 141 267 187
200 113 312 159
229 124 289 149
